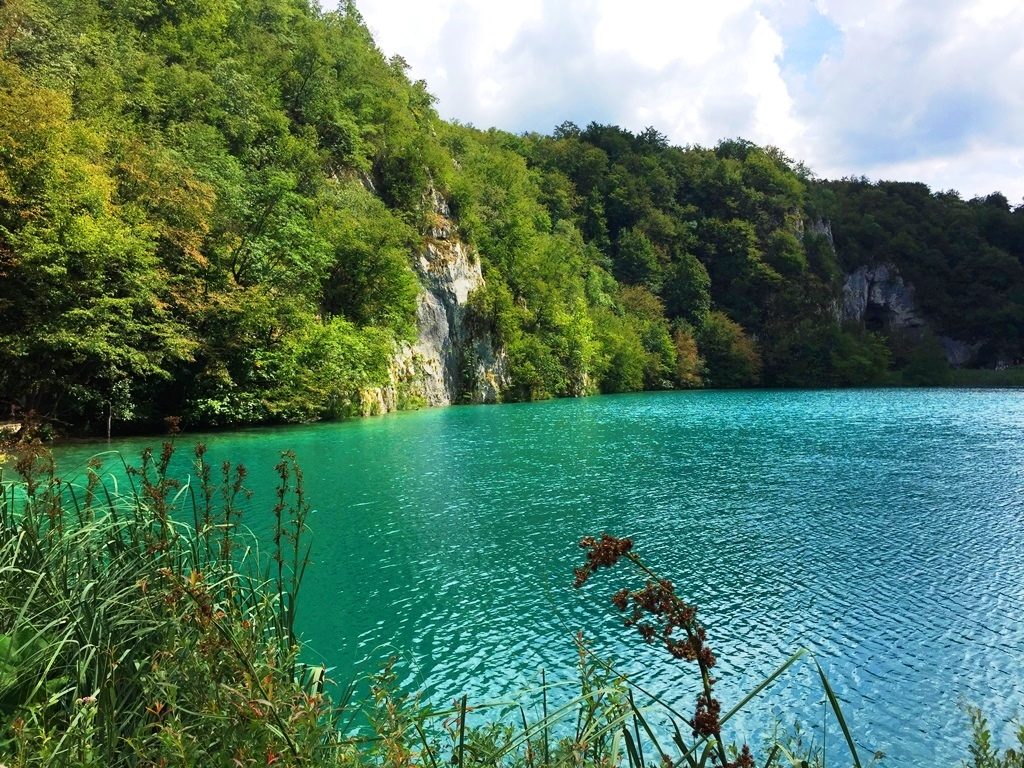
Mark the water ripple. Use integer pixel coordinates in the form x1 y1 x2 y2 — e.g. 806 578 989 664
55 389 1024 766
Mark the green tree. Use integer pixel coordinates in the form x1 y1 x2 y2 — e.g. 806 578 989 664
0 67 193 430
697 311 762 387
319 182 419 338
614 227 662 290
663 252 711 324
672 321 704 387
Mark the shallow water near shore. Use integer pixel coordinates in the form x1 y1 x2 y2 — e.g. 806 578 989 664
53 389 1024 765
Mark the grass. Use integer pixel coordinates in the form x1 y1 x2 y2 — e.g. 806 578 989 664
0 439 1012 766
0 440 346 766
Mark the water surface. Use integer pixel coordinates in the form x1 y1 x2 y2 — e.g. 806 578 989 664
55 390 1024 764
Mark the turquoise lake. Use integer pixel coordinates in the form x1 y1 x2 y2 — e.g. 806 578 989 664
53 389 1024 765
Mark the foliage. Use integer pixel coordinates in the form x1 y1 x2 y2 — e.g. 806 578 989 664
964 706 1024 768
445 127 639 400
823 179 1024 366
182 291 394 426
947 366 1024 388
3 0 1024 435
570 532 882 768
764 322 890 387
614 228 662 291
0 0 432 432
617 286 676 389
0 441 341 766
319 182 420 338
0 62 195 430
663 252 712 326
892 331 952 386
673 321 705 388
697 312 762 388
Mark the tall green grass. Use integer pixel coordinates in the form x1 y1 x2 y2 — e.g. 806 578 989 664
0 441 348 766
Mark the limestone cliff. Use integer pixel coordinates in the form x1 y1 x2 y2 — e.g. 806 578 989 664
805 217 978 366
841 262 979 365
842 263 924 331
805 218 836 250
360 192 508 415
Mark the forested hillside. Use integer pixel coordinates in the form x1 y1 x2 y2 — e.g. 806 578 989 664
823 180 1024 366
2 0 1022 436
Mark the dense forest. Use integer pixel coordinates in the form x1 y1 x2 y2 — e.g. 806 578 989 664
2 0 1023 435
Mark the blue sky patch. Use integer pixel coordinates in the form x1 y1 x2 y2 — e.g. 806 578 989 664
781 8 843 75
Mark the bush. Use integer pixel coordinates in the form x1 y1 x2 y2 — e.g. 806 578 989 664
964 706 1024 768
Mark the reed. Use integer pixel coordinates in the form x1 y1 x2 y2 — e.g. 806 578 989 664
0 441 343 766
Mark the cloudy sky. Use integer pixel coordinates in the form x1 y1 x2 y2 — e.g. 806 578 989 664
351 0 1024 202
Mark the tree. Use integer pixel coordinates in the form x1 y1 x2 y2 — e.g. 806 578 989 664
673 321 703 387
619 286 676 389
697 311 762 387
662 252 711 324
0 67 193 430
614 227 662 290
319 182 419 338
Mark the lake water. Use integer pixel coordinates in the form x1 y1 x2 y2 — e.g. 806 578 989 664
54 389 1024 765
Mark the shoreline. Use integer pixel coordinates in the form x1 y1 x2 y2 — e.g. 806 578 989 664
29 380 1024 448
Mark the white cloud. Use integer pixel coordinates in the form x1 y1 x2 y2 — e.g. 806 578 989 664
350 0 1024 201
356 0 803 148
592 1 752 70
796 0 1024 199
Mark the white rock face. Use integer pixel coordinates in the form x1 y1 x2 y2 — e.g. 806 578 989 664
842 263 924 330
807 218 835 249
840 262 980 366
361 191 508 415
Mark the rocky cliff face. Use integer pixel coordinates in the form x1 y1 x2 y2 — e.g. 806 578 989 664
805 218 836 249
360 192 508 415
842 263 925 331
841 262 979 365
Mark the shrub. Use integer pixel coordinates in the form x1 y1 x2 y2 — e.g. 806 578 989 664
964 706 1024 768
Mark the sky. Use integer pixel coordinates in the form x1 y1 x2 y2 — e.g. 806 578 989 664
350 0 1024 203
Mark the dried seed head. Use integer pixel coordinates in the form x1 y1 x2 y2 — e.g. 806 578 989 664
573 534 633 587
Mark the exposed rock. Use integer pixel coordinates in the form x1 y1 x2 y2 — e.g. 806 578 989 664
938 336 980 367
803 218 842 319
361 192 509 414
427 187 454 240
805 218 836 250
841 263 981 366
842 263 925 331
